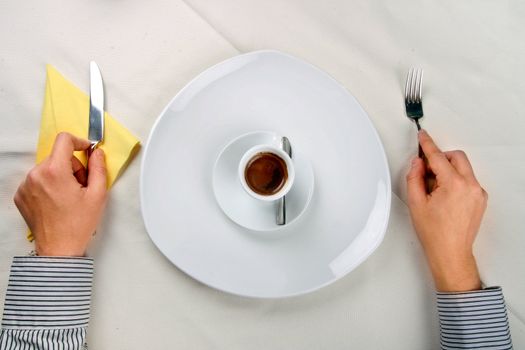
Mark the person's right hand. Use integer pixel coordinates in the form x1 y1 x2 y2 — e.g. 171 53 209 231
14 132 107 257
406 130 488 292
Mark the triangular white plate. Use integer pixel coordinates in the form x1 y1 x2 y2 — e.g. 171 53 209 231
141 50 391 298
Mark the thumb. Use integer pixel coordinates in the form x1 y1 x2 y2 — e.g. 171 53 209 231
406 157 427 207
87 148 107 201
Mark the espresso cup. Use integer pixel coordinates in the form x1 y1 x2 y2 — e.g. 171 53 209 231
238 144 295 201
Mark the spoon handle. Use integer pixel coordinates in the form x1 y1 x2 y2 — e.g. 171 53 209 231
277 137 292 225
277 196 286 225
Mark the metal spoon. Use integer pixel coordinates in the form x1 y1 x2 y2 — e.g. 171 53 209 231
277 137 292 225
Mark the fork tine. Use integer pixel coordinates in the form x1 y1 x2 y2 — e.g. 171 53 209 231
407 68 412 103
417 69 423 102
412 68 419 103
404 68 412 102
409 68 414 103
410 68 418 103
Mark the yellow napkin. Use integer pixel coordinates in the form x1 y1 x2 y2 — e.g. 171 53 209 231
27 65 140 241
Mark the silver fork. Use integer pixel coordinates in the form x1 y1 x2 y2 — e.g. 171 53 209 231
405 68 424 157
404 68 435 192
405 68 424 127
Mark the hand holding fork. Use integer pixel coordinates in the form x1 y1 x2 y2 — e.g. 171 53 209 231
405 68 436 193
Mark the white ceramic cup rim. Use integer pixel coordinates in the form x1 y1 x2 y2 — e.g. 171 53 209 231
238 145 295 201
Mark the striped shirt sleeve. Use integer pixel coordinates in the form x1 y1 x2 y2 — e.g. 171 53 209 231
0 256 93 349
437 287 513 349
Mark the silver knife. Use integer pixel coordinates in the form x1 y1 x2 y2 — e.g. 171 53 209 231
87 61 104 158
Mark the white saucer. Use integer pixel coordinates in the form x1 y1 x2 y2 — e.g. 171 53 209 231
213 131 314 232
140 50 391 298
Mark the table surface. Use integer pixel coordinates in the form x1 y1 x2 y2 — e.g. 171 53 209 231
1 0 524 348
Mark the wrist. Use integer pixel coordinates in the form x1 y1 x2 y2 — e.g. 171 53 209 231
428 252 481 292
36 242 86 257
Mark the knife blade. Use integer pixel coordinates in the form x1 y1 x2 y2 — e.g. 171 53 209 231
88 61 104 157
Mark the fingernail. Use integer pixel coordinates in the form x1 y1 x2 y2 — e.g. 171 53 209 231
96 148 104 157
419 129 427 135
411 157 419 168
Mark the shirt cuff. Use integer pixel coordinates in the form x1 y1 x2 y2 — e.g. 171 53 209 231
1 256 94 329
437 287 512 349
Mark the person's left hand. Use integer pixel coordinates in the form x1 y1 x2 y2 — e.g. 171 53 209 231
14 132 107 256
406 130 486 292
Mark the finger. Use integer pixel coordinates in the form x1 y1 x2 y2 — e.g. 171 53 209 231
444 150 476 180
406 157 427 206
71 156 87 186
87 148 107 202
418 130 455 177
51 132 91 164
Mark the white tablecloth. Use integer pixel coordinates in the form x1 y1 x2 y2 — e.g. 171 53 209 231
1 0 524 348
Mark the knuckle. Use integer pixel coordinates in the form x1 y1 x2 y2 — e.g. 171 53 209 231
56 131 70 142
38 163 54 180
26 167 40 184
45 162 59 178
481 188 489 201
469 183 485 198
458 151 470 164
450 149 466 158
452 175 466 187
13 190 22 206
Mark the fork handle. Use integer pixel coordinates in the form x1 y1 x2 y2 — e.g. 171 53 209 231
418 144 436 193
415 119 422 131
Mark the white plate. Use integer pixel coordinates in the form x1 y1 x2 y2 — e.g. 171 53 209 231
141 50 391 298
213 131 315 232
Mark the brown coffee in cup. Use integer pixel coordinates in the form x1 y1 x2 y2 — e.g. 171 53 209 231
244 152 288 196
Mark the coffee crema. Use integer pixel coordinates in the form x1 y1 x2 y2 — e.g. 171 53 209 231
244 152 288 196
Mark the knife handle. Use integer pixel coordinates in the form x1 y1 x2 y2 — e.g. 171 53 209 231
86 143 98 175
87 143 97 158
